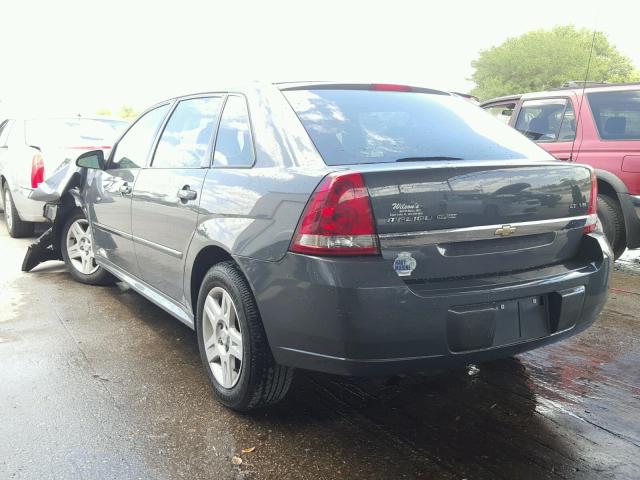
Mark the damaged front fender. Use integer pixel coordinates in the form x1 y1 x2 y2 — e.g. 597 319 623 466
22 161 88 272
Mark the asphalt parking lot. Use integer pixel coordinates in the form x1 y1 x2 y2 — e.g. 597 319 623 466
1 225 639 480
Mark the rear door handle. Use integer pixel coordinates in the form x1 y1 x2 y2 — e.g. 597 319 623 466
177 186 198 202
119 183 132 195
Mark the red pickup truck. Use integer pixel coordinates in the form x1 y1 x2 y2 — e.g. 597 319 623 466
481 83 640 259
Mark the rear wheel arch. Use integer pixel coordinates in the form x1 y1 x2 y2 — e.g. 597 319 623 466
597 177 619 202
594 169 628 196
189 245 236 318
595 176 627 258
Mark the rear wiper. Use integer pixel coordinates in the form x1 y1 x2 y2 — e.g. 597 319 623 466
395 156 463 162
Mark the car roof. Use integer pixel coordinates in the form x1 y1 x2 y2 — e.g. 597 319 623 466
275 81 450 95
523 82 640 99
147 81 452 112
479 94 522 107
1 115 127 123
481 82 640 106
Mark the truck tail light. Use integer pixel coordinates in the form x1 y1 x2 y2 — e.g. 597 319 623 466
31 153 45 188
290 171 380 256
584 170 598 234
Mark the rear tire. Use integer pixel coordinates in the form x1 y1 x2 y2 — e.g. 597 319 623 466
196 261 293 411
3 185 35 238
597 193 626 260
61 210 114 285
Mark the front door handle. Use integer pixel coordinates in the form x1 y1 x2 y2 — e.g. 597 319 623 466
119 183 132 195
177 186 198 202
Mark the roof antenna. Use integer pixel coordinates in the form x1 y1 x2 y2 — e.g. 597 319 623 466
570 28 597 161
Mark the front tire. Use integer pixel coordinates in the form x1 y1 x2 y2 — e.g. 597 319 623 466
196 261 293 411
3 185 35 238
597 193 626 260
61 210 114 285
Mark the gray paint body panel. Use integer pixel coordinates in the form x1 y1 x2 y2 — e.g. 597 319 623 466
60 82 612 376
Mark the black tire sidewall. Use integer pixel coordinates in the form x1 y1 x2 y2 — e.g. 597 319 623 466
196 264 255 409
597 197 616 242
597 193 626 259
3 185 34 238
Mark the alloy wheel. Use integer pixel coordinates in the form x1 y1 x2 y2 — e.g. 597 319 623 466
202 287 243 388
66 219 99 275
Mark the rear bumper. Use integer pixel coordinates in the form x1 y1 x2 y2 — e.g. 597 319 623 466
237 233 612 376
11 186 46 222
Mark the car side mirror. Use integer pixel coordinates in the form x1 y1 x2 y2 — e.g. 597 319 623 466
501 109 513 116
76 150 104 170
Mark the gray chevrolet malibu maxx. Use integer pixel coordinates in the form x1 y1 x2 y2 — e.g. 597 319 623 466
46 82 611 411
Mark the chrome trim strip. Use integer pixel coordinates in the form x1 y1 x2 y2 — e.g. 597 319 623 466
133 235 183 259
379 215 593 248
93 221 133 240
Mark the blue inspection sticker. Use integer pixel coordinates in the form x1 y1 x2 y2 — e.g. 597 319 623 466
393 252 417 277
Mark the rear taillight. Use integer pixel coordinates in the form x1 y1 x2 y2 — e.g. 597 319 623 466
31 153 45 188
290 172 380 256
584 170 598 234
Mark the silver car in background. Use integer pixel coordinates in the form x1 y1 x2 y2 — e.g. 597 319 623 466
0 117 127 237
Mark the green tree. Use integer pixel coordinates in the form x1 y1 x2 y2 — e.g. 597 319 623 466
470 26 640 100
118 105 138 121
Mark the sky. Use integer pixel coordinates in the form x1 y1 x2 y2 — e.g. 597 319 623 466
0 0 638 117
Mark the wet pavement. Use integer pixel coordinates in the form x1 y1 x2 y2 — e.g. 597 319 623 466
1 225 639 480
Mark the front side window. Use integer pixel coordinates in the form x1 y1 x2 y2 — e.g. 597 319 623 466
284 89 550 165
213 95 255 167
109 104 170 170
588 90 640 140
515 98 569 142
557 102 577 141
152 97 224 168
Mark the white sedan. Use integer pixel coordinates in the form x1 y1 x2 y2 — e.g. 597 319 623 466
0 117 127 237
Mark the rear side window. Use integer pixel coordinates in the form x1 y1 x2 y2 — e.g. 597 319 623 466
283 89 549 165
109 104 170 169
152 97 224 168
588 90 640 140
213 95 255 168
483 103 516 124
515 98 574 142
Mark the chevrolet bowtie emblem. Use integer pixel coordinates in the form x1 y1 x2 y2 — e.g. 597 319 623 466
495 225 517 237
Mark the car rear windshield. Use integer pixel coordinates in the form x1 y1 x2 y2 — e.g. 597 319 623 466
25 118 128 148
587 90 640 140
283 88 550 165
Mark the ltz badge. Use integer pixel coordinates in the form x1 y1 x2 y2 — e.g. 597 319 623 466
393 252 417 277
